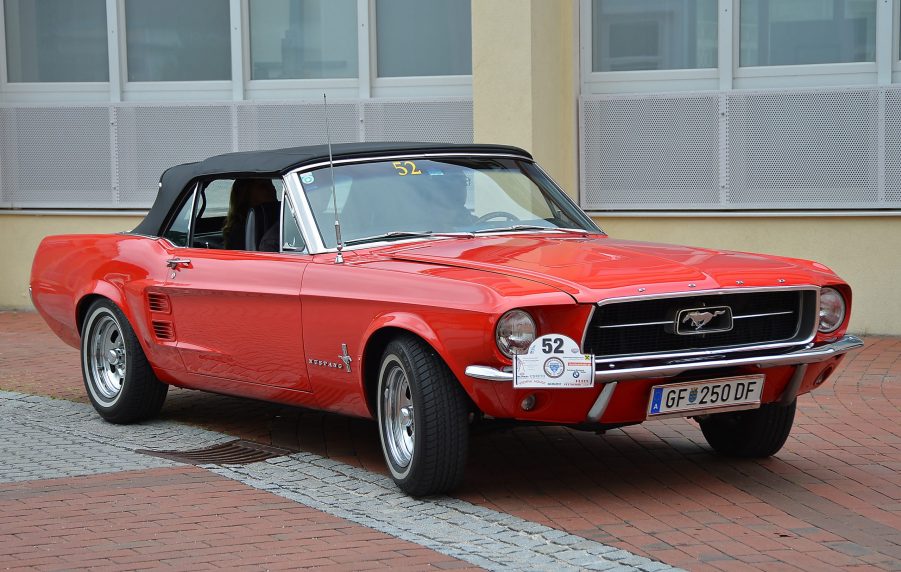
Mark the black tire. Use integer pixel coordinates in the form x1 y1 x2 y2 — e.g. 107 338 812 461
376 334 469 496
699 400 796 458
80 299 168 424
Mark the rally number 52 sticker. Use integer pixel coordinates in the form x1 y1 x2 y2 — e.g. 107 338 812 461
513 335 594 389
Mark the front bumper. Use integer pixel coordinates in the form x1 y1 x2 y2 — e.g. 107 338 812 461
465 335 864 383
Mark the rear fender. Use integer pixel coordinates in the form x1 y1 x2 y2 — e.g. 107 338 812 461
75 281 156 358
75 281 127 331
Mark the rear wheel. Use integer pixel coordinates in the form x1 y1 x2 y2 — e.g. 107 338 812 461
377 335 469 496
81 299 168 424
698 400 796 458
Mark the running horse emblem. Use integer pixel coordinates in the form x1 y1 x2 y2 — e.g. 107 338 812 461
682 310 727 330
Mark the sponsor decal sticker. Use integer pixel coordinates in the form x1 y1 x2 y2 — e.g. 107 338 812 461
514 334 594 388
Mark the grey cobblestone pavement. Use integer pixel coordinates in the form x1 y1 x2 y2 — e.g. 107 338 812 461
0 390 679 571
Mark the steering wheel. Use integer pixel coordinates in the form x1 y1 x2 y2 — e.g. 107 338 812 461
475 211 520 224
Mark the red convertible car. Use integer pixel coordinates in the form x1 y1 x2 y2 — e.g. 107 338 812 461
31 142 862 495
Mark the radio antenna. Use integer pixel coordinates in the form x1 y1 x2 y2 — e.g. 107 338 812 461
323 93 344 264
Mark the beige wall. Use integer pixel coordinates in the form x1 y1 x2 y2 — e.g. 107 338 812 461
472 0 578 197
0 213 142 309
595 216 901 335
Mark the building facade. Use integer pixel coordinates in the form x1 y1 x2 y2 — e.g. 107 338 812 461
1 0 899 334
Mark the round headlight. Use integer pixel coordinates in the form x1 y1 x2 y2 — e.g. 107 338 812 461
496 310 536 358
818 287 846 333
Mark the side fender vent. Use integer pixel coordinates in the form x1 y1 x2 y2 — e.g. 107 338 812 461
147 292 171 314
152 320 175 341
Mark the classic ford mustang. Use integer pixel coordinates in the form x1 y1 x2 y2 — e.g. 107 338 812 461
30 142 862 496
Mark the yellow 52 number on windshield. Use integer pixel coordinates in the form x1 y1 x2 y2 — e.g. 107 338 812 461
392 161 422 176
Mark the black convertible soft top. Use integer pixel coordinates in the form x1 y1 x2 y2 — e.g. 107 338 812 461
132 142 531 237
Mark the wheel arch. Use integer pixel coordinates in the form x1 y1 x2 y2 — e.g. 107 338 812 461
75 282 128 335
360 315 467 419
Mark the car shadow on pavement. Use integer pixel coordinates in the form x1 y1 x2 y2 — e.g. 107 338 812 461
158 388 900 569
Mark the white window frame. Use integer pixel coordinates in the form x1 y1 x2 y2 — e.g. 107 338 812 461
243 0 361 101
892 0 901 83
582 0 894 94
0 0 113 103
733 0 880 89
0 0 472 104
368 0 471 97
117 0 233 101
580 0 721 95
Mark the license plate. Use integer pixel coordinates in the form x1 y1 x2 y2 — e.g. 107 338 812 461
647 375 764 418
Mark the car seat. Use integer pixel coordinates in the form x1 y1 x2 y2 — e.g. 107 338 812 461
244 201 280 251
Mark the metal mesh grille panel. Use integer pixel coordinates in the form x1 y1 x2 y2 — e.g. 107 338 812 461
728 90 878 207
581 96 721 209
116 105 234 207
0 106 112 207
580 87 898 211
137 440 292 465
362 99 473 143
0 98 472 209
884 90 901 204
236 102 359 151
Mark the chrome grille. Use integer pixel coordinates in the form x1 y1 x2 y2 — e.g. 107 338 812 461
584 289 817 358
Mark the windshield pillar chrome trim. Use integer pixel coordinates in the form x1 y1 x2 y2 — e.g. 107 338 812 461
283 172 327 255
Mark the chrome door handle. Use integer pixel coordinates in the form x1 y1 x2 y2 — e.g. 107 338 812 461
166 258 191 269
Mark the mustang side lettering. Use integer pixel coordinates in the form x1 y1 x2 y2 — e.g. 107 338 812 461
30 142 863 496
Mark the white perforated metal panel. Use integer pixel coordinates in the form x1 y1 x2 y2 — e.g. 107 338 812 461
581 95 721 209
580 87 898 211
116 105 234 207
0 106 112 208
728 90 879 208
883 90 901 205
0 97 472 209
362 98 473 143
235 102 360 151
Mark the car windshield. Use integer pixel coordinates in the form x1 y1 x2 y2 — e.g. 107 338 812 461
299 157 600 248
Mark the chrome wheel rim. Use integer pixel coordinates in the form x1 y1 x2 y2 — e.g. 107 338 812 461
382 360 414 469
88 313 126 401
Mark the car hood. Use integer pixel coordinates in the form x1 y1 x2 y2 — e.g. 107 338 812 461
386 234 837 303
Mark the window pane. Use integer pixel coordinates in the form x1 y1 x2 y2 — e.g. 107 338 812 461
592 0 718 71
125 0 231 82
305 158 588 249
4 0 108 82
282 199 307 253
249 0 357 80
164 192 194 247
740 0 876 66
375 0 471 77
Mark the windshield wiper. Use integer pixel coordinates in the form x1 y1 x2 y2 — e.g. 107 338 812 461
343 230 479 246
343 231 434 246
473 225 594 235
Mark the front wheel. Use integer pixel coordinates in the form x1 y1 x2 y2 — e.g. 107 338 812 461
698 400 796 458
81 299 168 424
377 335 469 496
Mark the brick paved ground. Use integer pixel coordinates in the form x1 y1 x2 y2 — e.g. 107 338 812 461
1 467 477 571
2 310 899 571
0 390 671 571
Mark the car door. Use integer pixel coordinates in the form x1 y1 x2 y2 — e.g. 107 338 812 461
160 178 312 392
